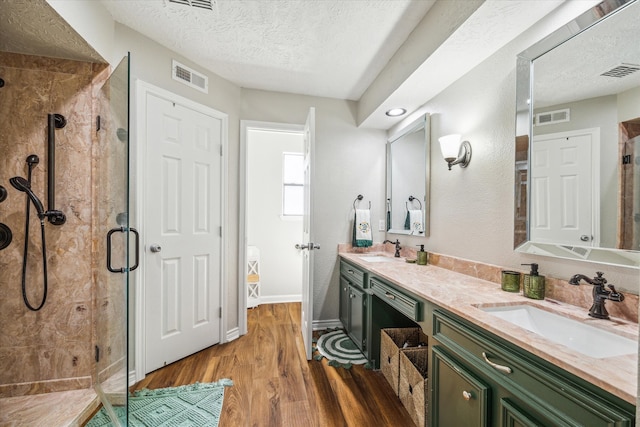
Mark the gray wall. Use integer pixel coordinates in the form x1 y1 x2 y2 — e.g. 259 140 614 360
388 5 639 294
49 0 639 345
240 90 387 320
533 95 618 248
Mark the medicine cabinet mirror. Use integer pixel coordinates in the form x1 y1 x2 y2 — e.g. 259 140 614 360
387 114 430 236
514 0 640 268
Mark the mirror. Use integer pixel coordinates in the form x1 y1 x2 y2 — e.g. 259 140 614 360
515 0 640 268
387 114 430 235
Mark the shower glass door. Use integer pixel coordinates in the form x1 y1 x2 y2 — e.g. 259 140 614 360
94 54 131 425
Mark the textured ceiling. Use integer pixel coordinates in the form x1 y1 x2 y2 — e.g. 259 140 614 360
534 0 640 108
0 0 104 62
5 0 630 130
99 0 435 101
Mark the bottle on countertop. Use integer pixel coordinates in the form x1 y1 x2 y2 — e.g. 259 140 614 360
416 245 428 265
522 263 545 300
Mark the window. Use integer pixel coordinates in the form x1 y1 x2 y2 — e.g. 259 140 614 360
282 153 304 216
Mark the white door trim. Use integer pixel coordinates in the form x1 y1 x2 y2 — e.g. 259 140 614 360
134 80 228 383
239 120 304 335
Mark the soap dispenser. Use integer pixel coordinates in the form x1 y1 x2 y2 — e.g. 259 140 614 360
416 245 428 265
522 263 545 300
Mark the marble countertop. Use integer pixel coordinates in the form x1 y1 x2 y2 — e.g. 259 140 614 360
339 251 638 405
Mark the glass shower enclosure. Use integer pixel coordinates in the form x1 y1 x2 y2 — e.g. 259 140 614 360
93 54 133 425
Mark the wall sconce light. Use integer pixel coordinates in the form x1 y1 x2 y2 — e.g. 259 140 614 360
438 134 472 170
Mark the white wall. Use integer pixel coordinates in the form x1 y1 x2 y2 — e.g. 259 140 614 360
247 129 303 302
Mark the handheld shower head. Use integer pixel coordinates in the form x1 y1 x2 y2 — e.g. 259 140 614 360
10 176 45 219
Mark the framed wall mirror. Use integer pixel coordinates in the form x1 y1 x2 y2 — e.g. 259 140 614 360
387 114 430 236
514 0 640 268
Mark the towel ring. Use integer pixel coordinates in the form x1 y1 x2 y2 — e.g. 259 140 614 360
407 195 422 210
353 194 371 210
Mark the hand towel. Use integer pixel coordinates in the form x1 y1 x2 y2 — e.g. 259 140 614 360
352 209 373 247
409 209 423 234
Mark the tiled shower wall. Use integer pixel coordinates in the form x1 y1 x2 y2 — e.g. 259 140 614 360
0 52 108 397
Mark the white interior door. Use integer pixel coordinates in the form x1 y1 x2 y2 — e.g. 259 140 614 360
144 92 222 373
531 130 595 246
300 108 316 360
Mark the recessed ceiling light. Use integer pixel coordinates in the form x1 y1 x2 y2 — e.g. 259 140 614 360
385 108 407 117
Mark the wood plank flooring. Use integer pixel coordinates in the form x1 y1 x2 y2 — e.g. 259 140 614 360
132 303 415 426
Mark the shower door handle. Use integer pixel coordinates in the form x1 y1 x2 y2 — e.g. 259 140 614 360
107 226 140 273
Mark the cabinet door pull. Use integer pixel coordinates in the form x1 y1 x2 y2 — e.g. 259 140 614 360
347 269 354 274
482 351 512 374
462 390 473 401
384 292 396 300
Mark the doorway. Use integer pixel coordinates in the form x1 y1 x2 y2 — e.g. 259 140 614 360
239 121 304 334
530 128 600 246
246 128 304 305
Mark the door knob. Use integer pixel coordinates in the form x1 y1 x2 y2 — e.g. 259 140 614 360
296 242 320 250
150 244 162 253
580 235 591 242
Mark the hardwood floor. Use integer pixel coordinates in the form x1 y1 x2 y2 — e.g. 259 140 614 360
132 303 415 426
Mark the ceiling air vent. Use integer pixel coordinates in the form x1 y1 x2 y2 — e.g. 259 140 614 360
172 60 208 93
600 63 640 78
168 0 214 10
534 108 570 126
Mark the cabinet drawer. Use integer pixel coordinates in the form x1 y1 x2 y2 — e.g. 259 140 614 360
340 260 365 287
370 277 420 321
432 309 635 426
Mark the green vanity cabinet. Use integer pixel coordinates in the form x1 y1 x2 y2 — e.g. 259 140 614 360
431 346 490 427
339 260 368 352
431 309 635 427
367 274 425 368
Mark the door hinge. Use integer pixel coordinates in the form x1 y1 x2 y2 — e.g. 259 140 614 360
622 154 632 165
220 145 223 156
219 307 222 318
95 345 100 363
219 226 222 237
96 115 101 132
362 338 366 350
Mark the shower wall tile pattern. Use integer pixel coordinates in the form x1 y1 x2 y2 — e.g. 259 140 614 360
0 52 109 397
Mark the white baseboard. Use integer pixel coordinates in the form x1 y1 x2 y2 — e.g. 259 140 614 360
129 370 137 387
226 327 240 343
312 318 343 331
257 294 302 304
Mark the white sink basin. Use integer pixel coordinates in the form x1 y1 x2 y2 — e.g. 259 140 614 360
358 255 394 263
480 305 637 359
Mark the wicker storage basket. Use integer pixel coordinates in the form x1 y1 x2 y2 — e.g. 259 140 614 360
380 328 428 394
399 348 429 427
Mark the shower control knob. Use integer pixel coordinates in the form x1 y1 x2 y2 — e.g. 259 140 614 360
150 244 162 253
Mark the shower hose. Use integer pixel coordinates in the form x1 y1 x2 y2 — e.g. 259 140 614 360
20 176 48 311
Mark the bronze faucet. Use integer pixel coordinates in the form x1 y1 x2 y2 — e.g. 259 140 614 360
568 271 624 320
383 239 401 257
